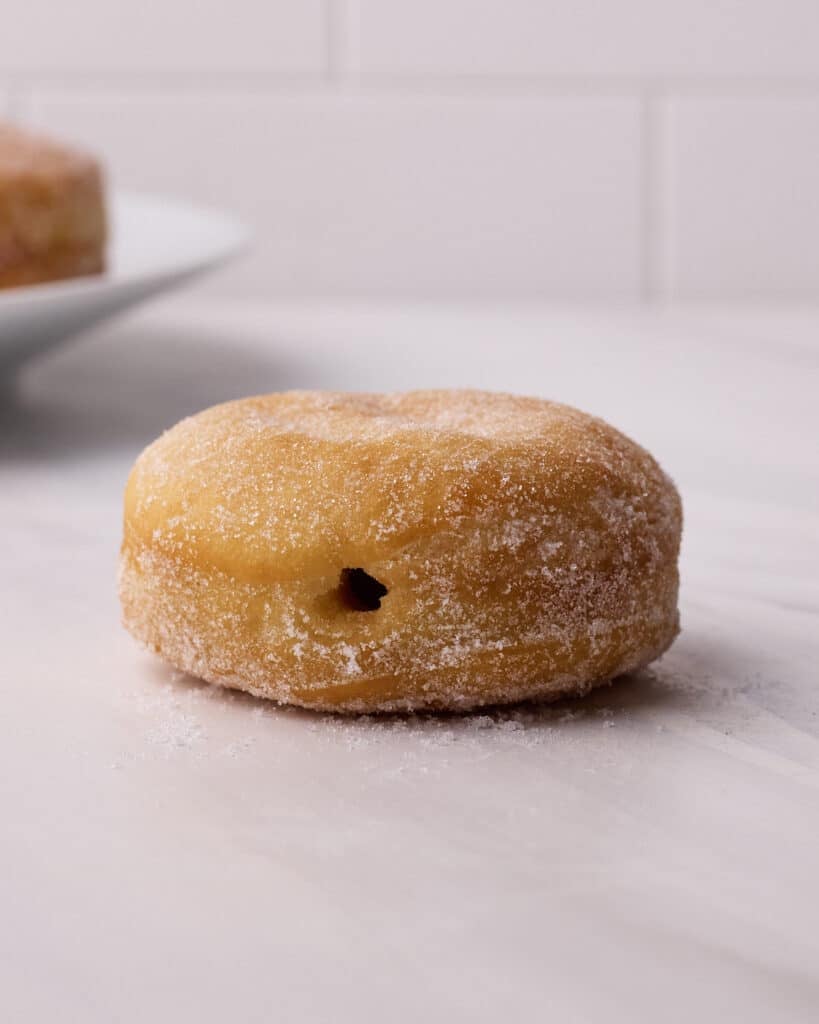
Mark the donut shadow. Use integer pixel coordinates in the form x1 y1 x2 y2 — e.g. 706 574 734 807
144 655 683 735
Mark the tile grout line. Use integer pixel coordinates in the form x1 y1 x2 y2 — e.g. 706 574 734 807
641 90 668 304
656 92 675 303
5 70 819 97
325 0 359 84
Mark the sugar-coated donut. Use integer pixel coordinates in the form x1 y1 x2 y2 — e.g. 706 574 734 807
0 122 106 289
119 390 682 712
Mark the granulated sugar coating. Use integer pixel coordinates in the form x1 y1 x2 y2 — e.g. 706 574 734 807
119 390 682 712
0 122 106 289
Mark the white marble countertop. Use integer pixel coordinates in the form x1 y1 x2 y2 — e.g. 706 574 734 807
2 300 817 1022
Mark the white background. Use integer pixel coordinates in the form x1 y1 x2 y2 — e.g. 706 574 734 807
3 0 819 301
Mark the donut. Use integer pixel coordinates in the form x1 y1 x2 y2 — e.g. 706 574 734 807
119 390 682 712
0 122 106 289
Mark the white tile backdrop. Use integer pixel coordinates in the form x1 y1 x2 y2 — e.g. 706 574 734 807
4 0 819 301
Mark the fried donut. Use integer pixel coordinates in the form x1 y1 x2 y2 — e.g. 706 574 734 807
119 390 682 712
0 122 106 289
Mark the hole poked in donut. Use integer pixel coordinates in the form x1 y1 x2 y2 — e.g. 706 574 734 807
338 568 388 612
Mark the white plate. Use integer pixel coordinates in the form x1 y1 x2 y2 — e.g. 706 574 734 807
0 190 248 372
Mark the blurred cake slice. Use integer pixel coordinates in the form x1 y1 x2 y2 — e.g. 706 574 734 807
0 122 106 289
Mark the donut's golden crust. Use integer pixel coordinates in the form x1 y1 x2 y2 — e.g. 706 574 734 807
0 123 106 289
120 390 682 712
